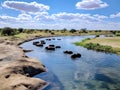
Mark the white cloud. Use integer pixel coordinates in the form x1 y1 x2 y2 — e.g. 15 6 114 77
93 14 108 19
0 15 18 22
34 12 103 22
0 13 33 23
0 12 120 30
110 12 120 18
18 13 32 21
2 1 50 14
34 12 55 22
76 0 108 10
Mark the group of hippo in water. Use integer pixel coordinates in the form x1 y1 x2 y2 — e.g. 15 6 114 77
33 38 81 59
33 38 61 50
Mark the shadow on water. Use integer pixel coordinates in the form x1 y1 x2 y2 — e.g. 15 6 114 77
35 70 64 90
95 73 115 84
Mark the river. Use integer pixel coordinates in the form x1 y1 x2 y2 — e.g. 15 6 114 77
21 36 120 90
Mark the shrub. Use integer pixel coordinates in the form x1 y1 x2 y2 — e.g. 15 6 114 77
51 32 55 35
81 28 88 33
85 43 114 53
1 27 16 36
96 35 100 37
116 33 120 36
18 28 23 33
70 29 76 33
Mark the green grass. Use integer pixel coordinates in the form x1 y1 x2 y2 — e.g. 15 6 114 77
74 38 120 54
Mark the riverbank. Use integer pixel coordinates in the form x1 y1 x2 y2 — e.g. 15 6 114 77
0 35 49 90
74 37 120 54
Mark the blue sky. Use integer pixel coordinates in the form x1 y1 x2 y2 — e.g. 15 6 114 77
0 0 120 30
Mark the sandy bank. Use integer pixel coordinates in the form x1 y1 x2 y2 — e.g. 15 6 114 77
0 37 47 90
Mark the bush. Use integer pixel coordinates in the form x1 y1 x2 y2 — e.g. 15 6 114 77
1 27 16 36
23 29 34 34
51 32 55 35
18 28 23 33
116 33 120 36
81 28 87 33
70 29 76 33
96 35 100 37
85 43 114 53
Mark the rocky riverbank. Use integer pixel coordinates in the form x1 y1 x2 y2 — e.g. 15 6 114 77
0 36 48 90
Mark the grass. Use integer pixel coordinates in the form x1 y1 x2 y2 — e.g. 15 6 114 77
74 37 120 54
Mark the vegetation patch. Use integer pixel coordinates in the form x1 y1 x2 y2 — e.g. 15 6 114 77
74 38 120 54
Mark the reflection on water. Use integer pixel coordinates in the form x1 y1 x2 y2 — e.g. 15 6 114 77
21 36 120 90
36 71 64 90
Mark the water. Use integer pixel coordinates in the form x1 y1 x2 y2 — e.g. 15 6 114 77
21 36 120 90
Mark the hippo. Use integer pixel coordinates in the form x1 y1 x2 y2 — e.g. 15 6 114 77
40 40 46 44
71 53 81 58
36 43 43 47
56 46 61 48
33 41 39 45
63 50 73 54
49 44 55 47
45 46 55 50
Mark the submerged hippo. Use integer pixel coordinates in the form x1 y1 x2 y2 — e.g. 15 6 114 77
56 46 61 48
71 53 81 58
40 40 46 44
33 41 39 45
45 46 55 50
63 50 73 54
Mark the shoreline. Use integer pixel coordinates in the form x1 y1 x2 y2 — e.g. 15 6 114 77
0 35 50 90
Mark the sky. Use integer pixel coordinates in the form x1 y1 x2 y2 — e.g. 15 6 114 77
0 0 120 30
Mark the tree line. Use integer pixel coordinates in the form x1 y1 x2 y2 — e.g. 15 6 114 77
0 27 120 36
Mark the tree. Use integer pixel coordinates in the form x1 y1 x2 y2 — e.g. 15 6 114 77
18 28 23 33
61 28 67 33
81 28 87 33
70 29 76 33
1 27 16 36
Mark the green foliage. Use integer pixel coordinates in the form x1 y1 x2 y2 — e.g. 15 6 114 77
70 29 76 33
61 28 67 33
110 31 117 34
74 38 115 53
74 38 90 46
18 28 23 33
84 43 114 53
96 35 100 37
51 32 55 35
44 29 49 33
1 27 16 36
23 29 34 34
81 28 87 33
115 33 120 36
